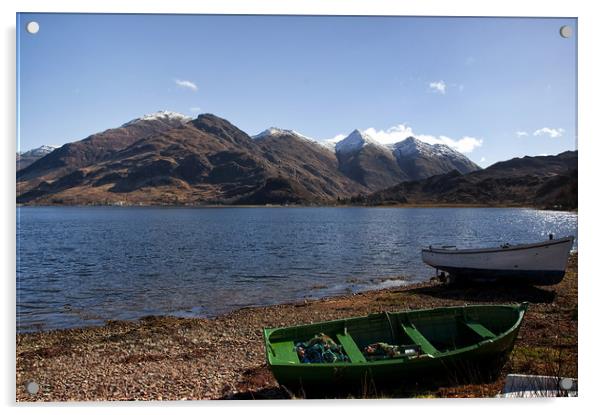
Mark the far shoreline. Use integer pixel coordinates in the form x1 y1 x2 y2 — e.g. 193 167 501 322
16 203 578 212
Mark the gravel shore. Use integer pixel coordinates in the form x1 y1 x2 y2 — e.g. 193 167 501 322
16 254 577 401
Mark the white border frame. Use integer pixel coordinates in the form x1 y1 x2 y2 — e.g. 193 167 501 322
3 1 600 414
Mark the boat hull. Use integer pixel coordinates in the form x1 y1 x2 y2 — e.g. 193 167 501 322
269 336 515 392
429 268 566 285
264 304 527 394
421 236 574 285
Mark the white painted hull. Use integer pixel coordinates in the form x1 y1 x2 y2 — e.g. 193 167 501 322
421 236 574 285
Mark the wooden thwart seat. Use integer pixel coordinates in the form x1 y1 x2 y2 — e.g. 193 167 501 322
401 323 438 355
336 332 367 363
271 341 299 363
462 321 496 340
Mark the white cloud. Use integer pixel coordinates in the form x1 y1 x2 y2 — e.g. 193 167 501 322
328 124 483 154
175 79 198 91
363 124 415 145
533 127 564 138
428 80 446 94
480 157 486 162
516 131 529 137
418 134 483 153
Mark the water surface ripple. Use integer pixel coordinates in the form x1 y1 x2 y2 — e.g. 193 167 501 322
16 207 577 332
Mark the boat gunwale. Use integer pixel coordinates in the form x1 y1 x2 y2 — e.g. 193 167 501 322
422 236 574 255
263 303 528 368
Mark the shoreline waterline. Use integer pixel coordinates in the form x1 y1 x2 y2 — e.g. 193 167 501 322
17 275 415 334
16 254 577 400
17 203 577 211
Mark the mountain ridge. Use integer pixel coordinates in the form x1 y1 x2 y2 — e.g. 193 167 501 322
16 111 571 208
333 130 481 186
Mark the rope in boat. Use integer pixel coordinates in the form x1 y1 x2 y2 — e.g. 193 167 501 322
295 333 349 364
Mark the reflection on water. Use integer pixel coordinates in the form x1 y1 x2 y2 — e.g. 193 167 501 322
17 207 577 332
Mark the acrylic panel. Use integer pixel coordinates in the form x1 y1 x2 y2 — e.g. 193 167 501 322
16 13 578 401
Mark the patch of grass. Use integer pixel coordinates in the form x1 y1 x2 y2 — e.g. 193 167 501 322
513 346 554 361
510 345 576 379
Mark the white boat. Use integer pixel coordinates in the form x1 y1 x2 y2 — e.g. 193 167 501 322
421 235 575 285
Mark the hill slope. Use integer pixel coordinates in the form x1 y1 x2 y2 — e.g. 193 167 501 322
353 151 577 209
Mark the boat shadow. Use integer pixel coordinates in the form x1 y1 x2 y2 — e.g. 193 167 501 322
222 374 503 399
221 360 508 399
406 281 557 304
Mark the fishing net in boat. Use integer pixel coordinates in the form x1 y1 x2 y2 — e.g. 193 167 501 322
295 333 350 364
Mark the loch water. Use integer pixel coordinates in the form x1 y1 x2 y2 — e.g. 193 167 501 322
17 206 577 332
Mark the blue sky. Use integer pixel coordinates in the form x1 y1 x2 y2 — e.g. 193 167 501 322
17 14 576 166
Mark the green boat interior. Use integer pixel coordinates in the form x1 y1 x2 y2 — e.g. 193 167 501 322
267 306 521 365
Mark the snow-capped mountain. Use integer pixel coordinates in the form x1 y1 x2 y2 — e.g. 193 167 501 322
334 129 404 189
17 144 58 157
252 127 481 189
252 127 314 142
391 136 464 159
330 131 481 186
121 110 191 128
16 145 59 171
334 129 385 154
391 136 481 179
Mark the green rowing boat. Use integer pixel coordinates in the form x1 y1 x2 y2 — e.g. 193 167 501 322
263 303 528 393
